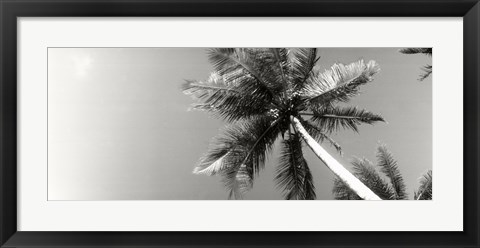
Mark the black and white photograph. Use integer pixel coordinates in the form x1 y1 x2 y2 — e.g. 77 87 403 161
47 47 432 201
3 1 478 246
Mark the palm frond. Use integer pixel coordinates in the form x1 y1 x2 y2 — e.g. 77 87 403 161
182 72 237 97
192 115 280 184
242 48 289 93
290 48 319 90
303 161 316 200
193 151 231 175
301 60 380 106
399 48 432 56
376 145 408 200
333 158 394 200
270 48 291 90
227 117 280 199
419 64 432 81
351 158 396 200
223 163 254 200
310 106 385 133
297 117 342 154
332 177 362 200
399 48 432 81
183 73 271 122
208 48 284 100
415 170 432 200
275 132 316 200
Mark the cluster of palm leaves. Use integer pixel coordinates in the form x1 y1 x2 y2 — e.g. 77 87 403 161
333 145 432 200
400 48 432 81
183 48 385 200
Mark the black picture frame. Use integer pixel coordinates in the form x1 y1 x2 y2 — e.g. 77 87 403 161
1 0 478 247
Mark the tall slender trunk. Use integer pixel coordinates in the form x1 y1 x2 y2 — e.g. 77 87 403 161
291 116 381 200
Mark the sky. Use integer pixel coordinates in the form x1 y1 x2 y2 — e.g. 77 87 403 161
47 48 432 200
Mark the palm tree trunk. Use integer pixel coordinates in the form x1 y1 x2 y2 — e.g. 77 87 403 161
291 116 381 200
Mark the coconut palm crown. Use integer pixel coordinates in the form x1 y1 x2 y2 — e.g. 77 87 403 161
183 48 385 200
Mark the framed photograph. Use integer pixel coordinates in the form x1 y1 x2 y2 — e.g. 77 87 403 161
1 0 479 247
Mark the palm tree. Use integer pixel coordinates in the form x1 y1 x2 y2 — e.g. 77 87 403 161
183 48 385 200
333 145 432 200
399 48 432 81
